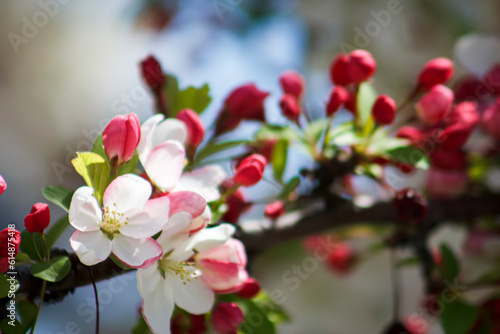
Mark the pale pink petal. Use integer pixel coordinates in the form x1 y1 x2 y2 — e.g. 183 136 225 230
143 141 185 192
68 187 102 232
70 230 112 265
196 239 247 267
189 224 236 253
120 196 170 238
139 274 175 334
157 231 194 261
138 114 164 163
103 174 152 217
174 165 227 202
112 235 162 268
136 263 161 299
167 191 206 218
198 259 247 293
184 206 211 235
162 212 194 240
455 34 500 76
152 118 188 148
166 266 214 314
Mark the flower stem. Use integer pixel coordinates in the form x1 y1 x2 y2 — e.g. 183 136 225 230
88 267 100 334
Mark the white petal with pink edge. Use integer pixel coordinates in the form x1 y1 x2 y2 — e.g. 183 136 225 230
143 141 185 192
167 191 206 218
68 186 102 232
111 235 162 268
173 165 227 202
198 259 247 293
137 114 164 162
120 196 170 238
70 230 112 265
152 118 188 148
103 174 152 217
189 224 236 253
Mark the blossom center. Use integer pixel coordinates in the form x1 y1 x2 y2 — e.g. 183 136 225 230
157 257 199 285
101 203 128 237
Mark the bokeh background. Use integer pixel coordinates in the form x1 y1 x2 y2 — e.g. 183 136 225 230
0 1 499 333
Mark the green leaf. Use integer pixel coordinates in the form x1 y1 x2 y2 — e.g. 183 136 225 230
20 231 44 262
239 299 276 334
17 300 37 330
45 215 70 250
356 82 377 132
132 313 153 334
171 84 212 116
162 74 180 115
279 176 300 199
0 319 24 334
440 300 479 334
255 124 301 142
395 257 420 269
0 273 18 298
91 133 107 162
385 145 430 170
439 244 460 282
366 136 411 156
195 140 248 163
305 119 329 144
30 256 71 283
42 185 74 212
272 139 288 182
15 253 32 265
72 152 110 204
117 154 139 176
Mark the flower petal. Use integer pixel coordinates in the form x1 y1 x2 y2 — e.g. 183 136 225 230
166 266 214 314
68 187 102 232
143 141 185 192
103 174 152 217
138 114 164 163
167 191 206 218
157 230 193 261
174 165 227 202
137 263 161 300
198 259 247 293
455 34 500 76
139 274 175 334
120 196 170 239
189 224 236 253
70 230 112 265
152 119 188 148
184 206 211 235
112 235 162 268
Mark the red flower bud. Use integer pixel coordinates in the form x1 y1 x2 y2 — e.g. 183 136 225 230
24 203 51 233
329 53 351 86
454 76 486 102
224 83 269 121
482 98 500 140
176 109 204 148
393 188 428 224
426 167 468 198
372 95 396 125
0 228 21 257
233 154 267 187
415 85 454 125
344 90 357 114
430 149 467 170
439 102 479 150
237 278 261 299
102 113 141 164
214 113 242 136
327 242 356 274
279 94 301 121
140 55 164 92
326 86 349 116
279 70 304 98
396 126 423 145
211 303 244 334
346 49 376 84
264 201 285 219
246 139 276 162
221 190 251 224
417 57 454 90
0 175 6 195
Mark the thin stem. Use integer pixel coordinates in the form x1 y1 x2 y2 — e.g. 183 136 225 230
321 116 334 156
88 267 100 334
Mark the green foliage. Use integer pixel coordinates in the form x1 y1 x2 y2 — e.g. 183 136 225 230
255 124 300 142
20 231 44 262
279 176 300 199
439 244 460 282
161 74 212 116
195 140 248 163
17 300 37 330
440 300 479 334
45 215 70 250
132 314 153 334
91 133 107 162
0 273 18 298
305 119 329 144
72 152 110 204
356 82 377 133
0 319 24 334
30 255 71 282
41 185 73 212
272 139 288 183
385 145 430 169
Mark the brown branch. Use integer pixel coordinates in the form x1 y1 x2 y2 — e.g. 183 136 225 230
13 193 500 296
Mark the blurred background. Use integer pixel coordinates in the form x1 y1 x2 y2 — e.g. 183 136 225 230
0 0 499 333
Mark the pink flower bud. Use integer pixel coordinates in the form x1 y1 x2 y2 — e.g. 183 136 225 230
346 49 377 84
176 109 204 148
417 57 454 90
396 126 423 145
393 188 428 224
326 86 349 116
279 94 301 121
224 83 269 121
327 243 356 274
482 98 500 140
0 228 21 257
237 278 261 299
102 113 141 164
211 303 244 334
264 201 285 219
415 85 454 125
0 175 6 195
430 149 467 170
279 70 304 98
372 95 396 125
233 154 267 187
140 55 164 92
329 53 351 86
439 102 479 150
221 190 251 224
24 203 50 233
426 167 468 198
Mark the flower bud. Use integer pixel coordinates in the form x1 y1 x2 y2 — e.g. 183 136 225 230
417 57 454 90
224 83 269 121
326 86 349 116
176 109 204 148
396 126 423 145
393 188 428 224
482 98 500 140
279 94 301 121
211 303 244 334
454 76 485 102
430 149 467 170
237 278 261 299
140 55 164 92
372 95 396 125
279 70 304 98
24 203 51 233
246 139 276 162
221 190 251 224
439 101 479 150
327 242 356 274
103 113 141 164
329 53 351 86
346 49 376 84
415 85 454 125
0 228 21 257
344 90 357 114
0 175 6 195
233 154 267 187
426 167 468 198
264 201 285 219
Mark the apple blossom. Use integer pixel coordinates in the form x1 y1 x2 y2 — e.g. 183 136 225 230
417 57 454 90
0 175 6 195
140 55 165 92
346 49 376 84
396 126 423 145
415 85 454 125
237 277 261 299
24 203 51 233
176 109 204 149
372 95 396 125
211 303 244 334
279 94 301 121
279 70 304 98
329 53 351 86
103 113 141 165
326 86 349 116
233 154 267 187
